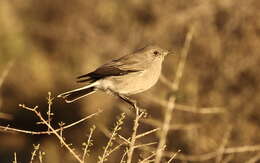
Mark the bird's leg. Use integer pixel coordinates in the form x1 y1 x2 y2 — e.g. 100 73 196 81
106 89 138 110
118 94 138 110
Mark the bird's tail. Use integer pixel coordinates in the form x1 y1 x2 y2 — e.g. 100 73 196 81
57 83 97 103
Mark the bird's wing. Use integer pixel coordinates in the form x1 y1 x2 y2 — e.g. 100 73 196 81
77 53 146 83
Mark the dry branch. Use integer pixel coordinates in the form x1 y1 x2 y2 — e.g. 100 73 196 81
154 25 195 163
19 104 84 163
0 110 102 135
161 144 260 161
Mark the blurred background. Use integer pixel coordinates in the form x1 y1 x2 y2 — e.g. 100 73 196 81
0 0 260 162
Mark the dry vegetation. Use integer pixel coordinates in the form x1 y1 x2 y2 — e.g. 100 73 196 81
1 0 260 163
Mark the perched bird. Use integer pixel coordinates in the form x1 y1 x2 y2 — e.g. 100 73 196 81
58 45 171 107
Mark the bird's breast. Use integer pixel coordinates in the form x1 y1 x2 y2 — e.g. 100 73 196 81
99 61 162 95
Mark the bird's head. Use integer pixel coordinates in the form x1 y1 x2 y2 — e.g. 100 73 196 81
138 45 174 60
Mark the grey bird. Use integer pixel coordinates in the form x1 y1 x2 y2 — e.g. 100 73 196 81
58 45 171 107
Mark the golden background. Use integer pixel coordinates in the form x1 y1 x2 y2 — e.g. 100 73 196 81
0 0 260 162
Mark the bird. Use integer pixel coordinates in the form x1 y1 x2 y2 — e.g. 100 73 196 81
57 45 171 107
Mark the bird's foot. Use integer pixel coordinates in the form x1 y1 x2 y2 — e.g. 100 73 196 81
119 94 138 110
106 89 139 111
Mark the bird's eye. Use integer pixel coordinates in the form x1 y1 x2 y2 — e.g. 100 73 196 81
153 51 159 55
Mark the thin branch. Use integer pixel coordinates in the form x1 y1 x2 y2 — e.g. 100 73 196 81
98 122 130 144
151 144 260 161
120 149 128 163
154 96 176 163
98 113 126 163
39 150 45 163
155 25 195 163
13 152 17 163
82 125 96 161
99 123 161 158
46 92 54 134
30 144 40 163
216 126 232 163
145 95 225 114
140 116 200 130
133 142 157 149
136 128 160 139
0 110 102 135
107 142 126 157
119 105 200 131
159 74 174 91
139 145 166 163
19 104 84 163
172 26 194 91
127 107 144 163
167 149 181 163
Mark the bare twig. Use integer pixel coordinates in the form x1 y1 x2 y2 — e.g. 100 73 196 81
58 122 65 147
172 26 194 91
133 142 157 149
139 145 166 163
151 144 260 161
82 125 96 161
13 152 17 163
119 105 200 131
107 138 157 157
145 95 225 114
0 110 102 135
30 144 40 163
159 74 174 91
167 149 181 163
216 126 232 163
140 116 200 130
120 149 128 163
46 92 54 133
98 113 126 163
99 123 161 158
98 123 130 144
39 150 45 163
136 128 160 139
107 142 126 157
100 122 160 143
155 25 194 163
127 106 144 163
154 96 176 163
19 104 84 163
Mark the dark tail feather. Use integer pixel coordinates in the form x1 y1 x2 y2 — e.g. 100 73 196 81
77 78 94 83
58 87 96 103
77 74 90 79
76 73 95 83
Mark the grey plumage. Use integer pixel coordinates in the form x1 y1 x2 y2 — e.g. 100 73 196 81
58 45 170 103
